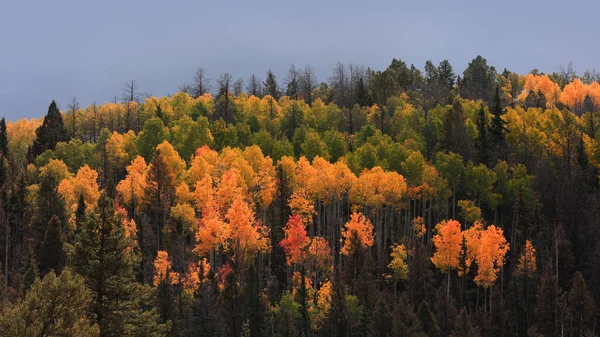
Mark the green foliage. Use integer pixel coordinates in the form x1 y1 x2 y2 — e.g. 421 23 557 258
0 269 99 337
138 117 169 160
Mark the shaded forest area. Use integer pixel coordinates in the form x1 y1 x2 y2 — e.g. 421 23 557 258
1 56 600 336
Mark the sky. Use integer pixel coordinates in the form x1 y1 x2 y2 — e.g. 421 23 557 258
0 0 598 120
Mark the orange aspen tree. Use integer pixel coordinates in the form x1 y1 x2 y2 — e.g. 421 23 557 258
431 219 462 294
280 215 309 266
341 212 375 256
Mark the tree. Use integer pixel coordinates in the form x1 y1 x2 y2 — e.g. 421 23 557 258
280 215 309 266
460 56 496 102
247 74 262 98
0 118 8 158
31 100 68 158
567 271 595 336
341 212 375 256
39 215 66 275
263 70 281 99
142 151 176 252
192 67 211 98
275 291 300 337
431 219 462 295
475 105 489 165
285 64 300 99
72 192 167 336
215 73 236 123
0 269 99 337
137 117 168 161
489 85 507 159
299 66 318 104
32 160 69 257
388 243 409 281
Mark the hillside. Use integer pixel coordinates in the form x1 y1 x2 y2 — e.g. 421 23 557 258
1 56 599 337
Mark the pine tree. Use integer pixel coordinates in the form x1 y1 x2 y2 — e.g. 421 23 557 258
21 245 38 293
31 100 68 158
567 271 595 336
72 192 167 336
489 86 507 160
530 264 565 337
475 104 489 165
452 308 481 337
0 269 99 337
187 278 226 336
39 215 66 275
328 268 349 337
142 151 175 252
0 118 8 158
31 165 68 248
75 192 86 236
264 70 281 99
418 300 441 337
246 263 270 337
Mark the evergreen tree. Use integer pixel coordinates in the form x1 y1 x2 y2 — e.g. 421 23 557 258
460 56 496 102
31 100 68 158
452 308 480 337
31 163 68 249
355 76 372 107
417 300 441 337
328 268 349 337
567 271 595 336
530 264 565 337
75 192 86 236
264 70 281 99
187 278 226 337
142 151 176 252
246 263 270 337
475 104 489 165
39 215 66 275
21 245 39 293
72 192 167 336
0 269 99 337
488 86 507 160
0 118 8 158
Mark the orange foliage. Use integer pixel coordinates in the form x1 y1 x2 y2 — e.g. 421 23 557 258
431 219 462 273
116 156 147 210
225 197 270 263
472 225 509 288
182 258 211 292
306 237 333 273
341 212 375 255
516 240 537 278
288 188 316 225
58 165 100 223
280 215 309 266
412 217 426 238
153 251 180 287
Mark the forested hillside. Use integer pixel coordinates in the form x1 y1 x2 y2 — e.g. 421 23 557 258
1 56 600 337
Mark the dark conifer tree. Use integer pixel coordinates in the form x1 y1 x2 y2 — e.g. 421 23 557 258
31 100 67 158
264 70 281 99
475 104 489 165
0 118 8 158
39 215 65 275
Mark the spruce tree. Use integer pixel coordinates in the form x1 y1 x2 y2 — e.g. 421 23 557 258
31 100 67 158
475 104 489 165
74 193 86 236
0 118 8 158
489 86 507 160
264 70 281 99
72 192 167 336
39 215 66 275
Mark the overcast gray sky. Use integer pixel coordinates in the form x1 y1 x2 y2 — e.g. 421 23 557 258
0 0 597 120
